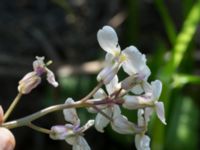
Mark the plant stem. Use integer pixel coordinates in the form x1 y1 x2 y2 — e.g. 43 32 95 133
80 82 103 102
3 92 23 122
1 100 91 129
27 123 51 134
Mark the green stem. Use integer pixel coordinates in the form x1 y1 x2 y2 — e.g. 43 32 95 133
27 123 51 134
3 92 23 122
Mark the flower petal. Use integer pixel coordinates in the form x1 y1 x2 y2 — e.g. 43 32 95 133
105 53 115 66
95 108 112 133
73 136 91 150
46 68 59 87
93 88 107 99
97 26 120 56
33 56 45 71
151 80 162 101
155 102 166 125
63 98 80 125
97 64 119 84
111 114 136 134
144 107 153 125
131 84 144 95
105 75 120 95
50 125 73 140
135 134 151 150
66 136 77 145
122 46 149 78
80 120 95 132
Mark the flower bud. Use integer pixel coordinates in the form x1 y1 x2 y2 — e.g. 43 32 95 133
0 106 4 124
18 72 41 94
50 125 74 140
0 128 16 150
123 94 153 110
121 74 143 90
97 63 119 84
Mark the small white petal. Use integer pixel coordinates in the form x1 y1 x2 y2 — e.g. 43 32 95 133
95 108 112 133
46 68 59 87
97 26 121 56
112 105 121 118
131 84 144 95
155 102 166 125
111 114 135 134
105 75 120 95
97 64 119 84
63 98 80 125
105 53 115 65
122 46 147 76
93 88 107 99
144 107 153 125
66 136 77 145
151 80 162 101
141 65 151 81
80 120 95 132
135 134 151 150
143 81 152 93
73 136 91 150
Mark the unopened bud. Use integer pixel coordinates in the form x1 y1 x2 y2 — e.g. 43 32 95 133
0 128 16 150
18 72 41 94
97 64 119 84
121 74 143 90
0 106 4 124
123 94 153 110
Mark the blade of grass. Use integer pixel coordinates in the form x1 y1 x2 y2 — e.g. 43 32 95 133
151 2 200 150
154 0 177 45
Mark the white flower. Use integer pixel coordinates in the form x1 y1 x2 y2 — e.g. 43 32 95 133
18 56 58 94
89 76 137 134
50 98 94 150
134 109 151 150
97 26 150 84
143 80 166 125
122 80 166 125
33 56 58 87
93 76 121 132
135 134 151 150
122 46 151 80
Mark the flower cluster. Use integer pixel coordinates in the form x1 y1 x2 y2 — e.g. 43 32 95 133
50 98 94 150
18 56 58 94
49 26 166 150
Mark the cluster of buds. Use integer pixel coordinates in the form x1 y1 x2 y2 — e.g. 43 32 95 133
50 26 166 150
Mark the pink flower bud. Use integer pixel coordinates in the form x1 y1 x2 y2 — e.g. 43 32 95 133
18 72 41 94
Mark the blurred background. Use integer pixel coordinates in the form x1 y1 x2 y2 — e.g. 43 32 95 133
0 0 199 150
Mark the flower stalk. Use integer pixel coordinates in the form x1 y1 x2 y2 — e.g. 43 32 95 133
3 92 23 122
